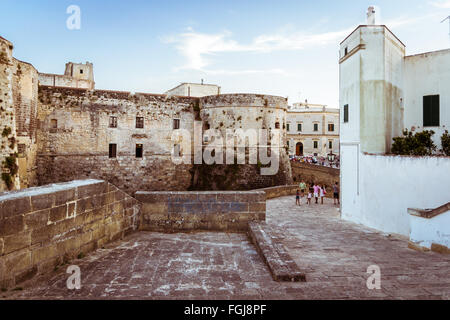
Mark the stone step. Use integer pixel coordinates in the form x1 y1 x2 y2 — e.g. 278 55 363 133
248 221 306 282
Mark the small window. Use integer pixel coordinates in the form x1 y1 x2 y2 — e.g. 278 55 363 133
328 123 335 132
173 119 180 129
287 141 290 147
313 123 319 132
313 141 318 149
286 124 290 132
109 144 117 158
80 69 83 74
136 117 144 129
275 122 280 129
51 119 58 129
329 140 333 149
344 47 348 56
423 95 439 127
109 116 117 128
344 104 349 123
136 144 143 158
297 123 302 132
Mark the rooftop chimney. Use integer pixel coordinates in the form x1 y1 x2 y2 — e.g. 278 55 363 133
367 6 376 25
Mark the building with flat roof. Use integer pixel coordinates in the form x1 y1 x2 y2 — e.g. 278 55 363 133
286 102 339 157
165 82 221 97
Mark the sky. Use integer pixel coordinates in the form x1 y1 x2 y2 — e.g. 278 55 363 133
0 0 449 107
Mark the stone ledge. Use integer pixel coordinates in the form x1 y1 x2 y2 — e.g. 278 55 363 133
408 202 450 219
248 221 306 282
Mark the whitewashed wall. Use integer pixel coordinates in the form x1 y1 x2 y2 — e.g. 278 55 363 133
404 49 450 150
409 211 450 249
341 154 450 236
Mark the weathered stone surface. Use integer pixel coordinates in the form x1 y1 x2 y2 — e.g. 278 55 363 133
49 205 67 222
0 197 32 218
0 215 25 237
0 180 141 289
248 222 306 282
138 191 265 232
3 231 31 255
30 193 55 211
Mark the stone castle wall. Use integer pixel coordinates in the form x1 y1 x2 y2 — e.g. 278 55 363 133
0 179 140 289
0 36 293 194
0 37 19 191
35 86 196 195
136 190 266 232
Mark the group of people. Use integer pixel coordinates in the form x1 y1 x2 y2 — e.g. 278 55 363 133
295 181 340 206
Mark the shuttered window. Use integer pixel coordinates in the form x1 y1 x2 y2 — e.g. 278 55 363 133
343 105 349 123
423 95 439 127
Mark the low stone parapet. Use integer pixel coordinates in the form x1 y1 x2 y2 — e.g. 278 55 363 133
0 179 140 289
135 191 266 232
255 185 298 199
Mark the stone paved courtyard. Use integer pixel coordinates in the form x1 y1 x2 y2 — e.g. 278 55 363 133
3 196 449 300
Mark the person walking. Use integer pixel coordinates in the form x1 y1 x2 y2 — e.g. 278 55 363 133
320 185 326 204
307 184 313 205
299 181 306 199
313 183 319 204
333 182 340 205
296 189 301 206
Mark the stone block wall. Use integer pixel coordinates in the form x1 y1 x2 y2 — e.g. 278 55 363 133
0 179 140 289
256 185 298 199
0 36 20 192
291 162 340 196
135 191 266 232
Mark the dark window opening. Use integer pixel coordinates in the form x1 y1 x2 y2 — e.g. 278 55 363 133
329 141 333 149
313 141 318 149
173 119 180 129
275 122 280 129
286 124 290 132
328 123 335 132
136 117 144 129
136 144 143 158
313 123 319 132
109 144 117 158
80 69 83 74
344 47 348 56
109 116 117 128
297 123 302 132
51 119 58 129
423 95 439 127
344 105 349 123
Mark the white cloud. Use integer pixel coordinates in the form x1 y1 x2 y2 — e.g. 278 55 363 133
164 11 445 74
430 0 450 8
164 27 352 73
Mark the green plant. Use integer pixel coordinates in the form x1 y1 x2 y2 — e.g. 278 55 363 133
391 129 436 156
441 130 450 156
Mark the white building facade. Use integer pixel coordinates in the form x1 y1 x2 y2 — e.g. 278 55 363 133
165 82 221 97
339 19 450 242
286 103 340 157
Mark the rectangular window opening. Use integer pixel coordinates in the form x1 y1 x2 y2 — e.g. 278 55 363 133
136 144 143 158
343 105 349 123
173 119 180 129
136 117 144 129
109 144 117 158
313 123 319 132
109 116 117 128
423 95 439 127
328 123 335 132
